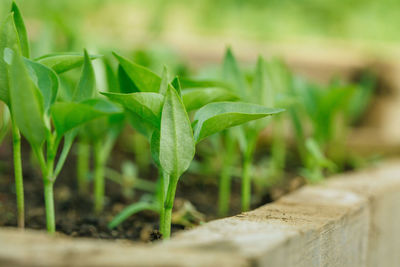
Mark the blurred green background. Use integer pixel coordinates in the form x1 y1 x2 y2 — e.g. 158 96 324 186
0 0 399 57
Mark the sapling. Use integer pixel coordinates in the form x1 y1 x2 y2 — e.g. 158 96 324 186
104 53 284 238
0 2 34 228
4 34 120 234
218 48 288 212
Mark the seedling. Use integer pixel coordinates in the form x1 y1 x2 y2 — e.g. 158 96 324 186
1 3 118 232
103 53 284 238
217 48 289 213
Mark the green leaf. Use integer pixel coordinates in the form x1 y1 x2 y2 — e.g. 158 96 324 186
6 48 47 147
179 78 230 90
102 58 119 93
113 52 161 92
0 14 21 106
159 66 169 95
125 110 154 138
182 87 239 112
158 87 195 177
51 98 121 137
102 92 163 128
150 129 161 167
118 64 139 93
171 76 182 97
193 102 284 143
11 2 29 58
108 201 159 229
253 56 273 106
72 50 96 102
222 48 246 97
35 52 100 74
24 58 58 113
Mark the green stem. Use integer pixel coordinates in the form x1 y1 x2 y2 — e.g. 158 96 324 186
43 133 56 234
94 140 105 214
158 171 168 235
43 180 55 234
162 173 178 239
93 133 117 214
77 140 90 194
11 122 24 228
241 138 257 212
270 117 286 180
218 135 236 217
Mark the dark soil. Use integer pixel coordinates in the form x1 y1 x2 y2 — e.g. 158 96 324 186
0 136 303 243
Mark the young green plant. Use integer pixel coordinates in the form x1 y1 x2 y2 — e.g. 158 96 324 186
104 53 284 238
219 48 289 213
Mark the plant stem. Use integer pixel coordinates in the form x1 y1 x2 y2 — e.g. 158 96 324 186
162 173 178 239
241 137 257 212
270 117 286 180
43 133 56 234
77 140 90 194
158 171 168 235
218 135 235 217
93 133 117 213
94 140 105 214
43 180 55 234
11 122 24 228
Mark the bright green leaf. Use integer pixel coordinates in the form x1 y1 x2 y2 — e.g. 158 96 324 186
72 50 96 102
182 87 239 112
0 14 21 106
102 92 163 128
24 58 58 113
35 52 100 74
193 102 284 143
222 48 246 97
159 87 195 177
159 66 169 95
118 64 139 93
51 98 121 137
11 2 29 58
113 52 161 92
171 76 182 97
179 78 230 90
7 48 47 147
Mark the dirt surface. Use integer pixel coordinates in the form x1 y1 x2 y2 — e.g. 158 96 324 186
0 137 303 243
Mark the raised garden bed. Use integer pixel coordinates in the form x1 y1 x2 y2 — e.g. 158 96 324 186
2 160 400 266
1 3 400 267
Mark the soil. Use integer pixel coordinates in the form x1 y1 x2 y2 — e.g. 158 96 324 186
0 136 304 243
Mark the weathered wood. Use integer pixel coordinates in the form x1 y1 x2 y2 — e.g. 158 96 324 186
168 186 369 267
0 228 248 267
1 161 400 266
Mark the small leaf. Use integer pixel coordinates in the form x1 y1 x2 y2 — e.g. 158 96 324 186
7 48 47 147
72 50 96 102
113 52 161 92
102 92 163 128
158 87 195 177
159 66 169 95
35 52 101 73
182 87 239 111
193 102 284 143
150 129 161 167
253 56 273 106
24 58 58 113
222 48 246 97
125 110 154 138
118 64 139 93
102 57 119 93
51 98 121 137
179 78 230 90
108 201 159 229
11 2 29 58
0 14 21 106
171 76 182 97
